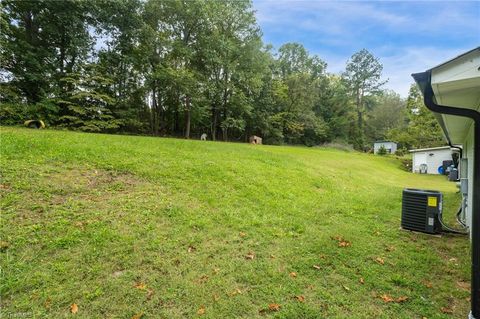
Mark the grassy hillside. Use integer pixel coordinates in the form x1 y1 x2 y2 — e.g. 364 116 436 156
0 127 470 318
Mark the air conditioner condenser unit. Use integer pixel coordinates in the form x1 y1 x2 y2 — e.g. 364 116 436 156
401 188 442 234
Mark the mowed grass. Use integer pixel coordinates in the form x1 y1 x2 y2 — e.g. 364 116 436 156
0 127 470 319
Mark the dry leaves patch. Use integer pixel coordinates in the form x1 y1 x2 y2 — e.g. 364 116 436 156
423 281 433 289
245 252 255 260
228 288 243 296
295 295 305 302
380 294 409 303
268 303 281 311
134 282 147 290
441 306 453 314
197 305 206 315
70 303 78 314
331 235 351 247
131 312 144 319
456 280 470 291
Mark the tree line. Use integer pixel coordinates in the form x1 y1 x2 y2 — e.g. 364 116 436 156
0 0 444 150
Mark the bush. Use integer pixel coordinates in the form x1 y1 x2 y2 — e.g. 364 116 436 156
321 140 354 152
0 100 59 126
0 103 28 125
377 145 387 155
395 147 408 156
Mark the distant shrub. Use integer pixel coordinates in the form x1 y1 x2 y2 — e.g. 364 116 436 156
397 157 412 172
321 141 354 152
0 103 28 125
377 145 387 155
395 147 408 156
0 100 59 126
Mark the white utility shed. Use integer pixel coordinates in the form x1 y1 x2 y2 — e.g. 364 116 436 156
373 141 397 154
409 146 453 174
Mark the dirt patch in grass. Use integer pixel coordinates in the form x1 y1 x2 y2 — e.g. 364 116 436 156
45 167 141 202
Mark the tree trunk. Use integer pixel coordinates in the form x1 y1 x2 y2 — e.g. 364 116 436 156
212 105 217 141
184 95 191 139
152 88 160 135
356 91 363 131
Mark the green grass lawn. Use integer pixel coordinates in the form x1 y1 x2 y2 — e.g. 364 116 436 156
0 127 470 318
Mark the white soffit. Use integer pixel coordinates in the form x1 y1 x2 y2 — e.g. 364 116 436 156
431 48 480 143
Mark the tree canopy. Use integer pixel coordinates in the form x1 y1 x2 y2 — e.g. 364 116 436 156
0 0 444 150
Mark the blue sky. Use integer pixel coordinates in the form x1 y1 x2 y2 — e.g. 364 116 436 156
253 0 480 97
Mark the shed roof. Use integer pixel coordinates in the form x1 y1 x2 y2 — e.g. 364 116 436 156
408 146 453 153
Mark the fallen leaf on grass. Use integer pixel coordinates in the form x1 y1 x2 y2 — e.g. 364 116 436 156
331 235 351 247
396 296 408 303
239 232 246 237
134 282 147 290
270 254 276 259
197 305 206 315
338 240 351 247
441 307 453 314
268 303 281 311
289 272 297 278
423 281 433 288
131 312 144 319
359 278 365 284
343 285 350 291
198 275 209 283
74 221 85 229
70 303 78 314
146 289 154 300
229 288 243 296
44 297 51 309
313 265 321 270
380 294 409 303
295 295 305 302
245 252 255 260
375 257 385 265
188 245 196 253
456 281 470 291
385 246 395 252
213 294 220 301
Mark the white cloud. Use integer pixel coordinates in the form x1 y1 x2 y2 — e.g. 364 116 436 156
380 46 473 97
253 0 480 97
316 46 473 97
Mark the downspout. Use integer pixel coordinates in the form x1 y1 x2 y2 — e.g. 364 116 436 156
412 71 480 318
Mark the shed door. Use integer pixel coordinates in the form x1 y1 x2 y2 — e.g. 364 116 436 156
415 153 427 172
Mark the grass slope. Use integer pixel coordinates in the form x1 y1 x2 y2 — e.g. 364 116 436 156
0 127 470 318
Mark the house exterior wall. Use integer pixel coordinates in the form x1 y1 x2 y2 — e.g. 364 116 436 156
411 148 453 174
374 142 397 154
463 125 474 230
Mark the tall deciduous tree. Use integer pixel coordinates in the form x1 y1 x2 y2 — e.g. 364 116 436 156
342 49 386 149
